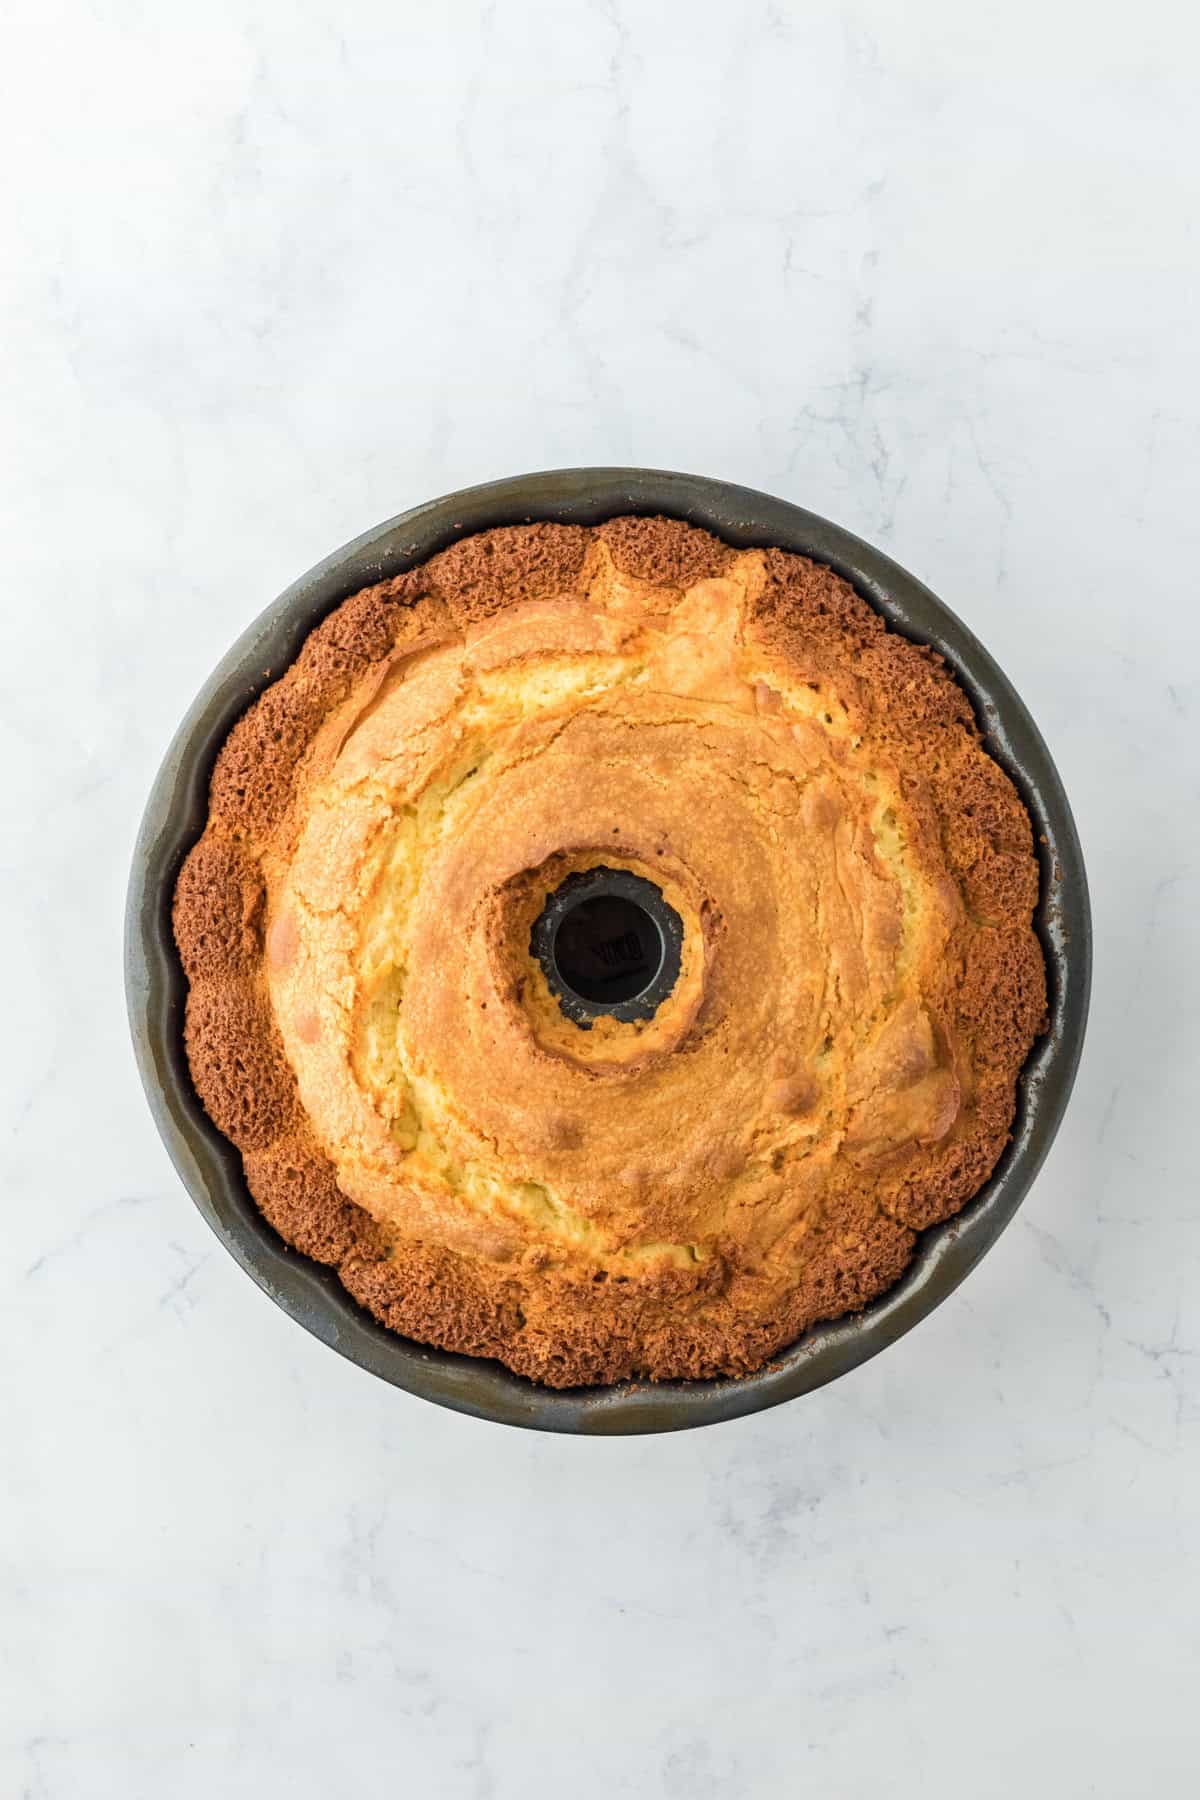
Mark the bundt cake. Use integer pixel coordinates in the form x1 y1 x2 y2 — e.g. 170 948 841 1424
173 516 1046 1387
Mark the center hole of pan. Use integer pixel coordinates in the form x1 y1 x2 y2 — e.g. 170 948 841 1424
530 866 683 1026
556 891 660 1003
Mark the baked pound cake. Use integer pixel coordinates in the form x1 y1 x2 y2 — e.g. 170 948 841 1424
174 517 1046 1387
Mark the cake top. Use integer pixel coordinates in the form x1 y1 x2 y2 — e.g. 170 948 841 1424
175 516 1045 1386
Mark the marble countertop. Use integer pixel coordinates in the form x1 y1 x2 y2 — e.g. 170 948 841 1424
5 2 1198 1793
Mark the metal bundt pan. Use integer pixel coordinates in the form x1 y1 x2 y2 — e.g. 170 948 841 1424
126 469 1091 1434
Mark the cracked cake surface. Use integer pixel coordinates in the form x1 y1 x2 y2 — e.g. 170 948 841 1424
174 515 1046 1387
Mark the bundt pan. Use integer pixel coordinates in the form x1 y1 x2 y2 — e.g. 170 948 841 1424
126 469 1091 1434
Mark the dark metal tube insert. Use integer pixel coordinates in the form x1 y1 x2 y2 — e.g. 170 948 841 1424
530 865 683 1027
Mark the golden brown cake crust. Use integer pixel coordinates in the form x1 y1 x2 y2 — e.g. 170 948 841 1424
174 517 1046 1386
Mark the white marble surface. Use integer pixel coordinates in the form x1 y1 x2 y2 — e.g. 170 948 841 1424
4 1 1199 1792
